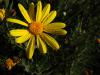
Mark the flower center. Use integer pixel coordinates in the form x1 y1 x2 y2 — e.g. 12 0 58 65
29 22 43 35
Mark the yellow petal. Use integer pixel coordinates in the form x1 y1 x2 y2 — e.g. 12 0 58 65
36 1 42 22
42 11 57 25
18 3 31 23
44 29 67 35
10 29 29 36
15 32 31 43
37 35 47 54
26 36 35 59
41 4 50 22
44 22 66 29
41 33 60 50
36 35 39 48
28 2 35 20
7 18 28 27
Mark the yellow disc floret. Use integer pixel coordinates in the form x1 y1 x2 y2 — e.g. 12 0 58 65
29 22 43 35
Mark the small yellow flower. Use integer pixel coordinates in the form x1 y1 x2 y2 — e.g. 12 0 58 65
0 8 5 21
7 1 67 59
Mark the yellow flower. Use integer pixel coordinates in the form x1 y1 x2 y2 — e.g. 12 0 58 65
7 1 67 59
0 8 5 21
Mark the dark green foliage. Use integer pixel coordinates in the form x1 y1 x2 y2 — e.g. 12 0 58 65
0 0 100 75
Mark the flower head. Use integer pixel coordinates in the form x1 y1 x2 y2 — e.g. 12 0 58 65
7 1 67 59
5 58 14 70
0 8 5 21
5 58 19 70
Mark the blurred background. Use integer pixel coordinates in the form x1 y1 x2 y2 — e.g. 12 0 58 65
0 0 100 75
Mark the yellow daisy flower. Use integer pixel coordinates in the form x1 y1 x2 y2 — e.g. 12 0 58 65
7 1 67 59
0 8 5 21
